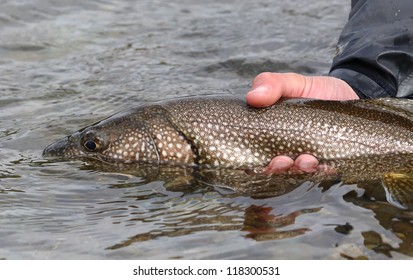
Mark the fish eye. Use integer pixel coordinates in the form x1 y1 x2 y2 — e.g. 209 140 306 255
81 131 103 152
84 139 98 151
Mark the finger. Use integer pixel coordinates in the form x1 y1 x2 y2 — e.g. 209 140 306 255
246 72 309 108
293 154 319 173
264 155 294 174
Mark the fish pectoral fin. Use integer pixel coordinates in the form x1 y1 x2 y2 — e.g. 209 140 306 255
381 173 413 210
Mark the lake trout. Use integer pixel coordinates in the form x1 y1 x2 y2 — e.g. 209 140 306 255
43 97 413 208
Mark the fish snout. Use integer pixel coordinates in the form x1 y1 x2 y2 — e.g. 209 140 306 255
43 136 83 158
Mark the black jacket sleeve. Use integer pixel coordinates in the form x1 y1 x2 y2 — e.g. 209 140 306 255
329 0 413 99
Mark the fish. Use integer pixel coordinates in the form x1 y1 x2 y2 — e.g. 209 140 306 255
43 96 413 209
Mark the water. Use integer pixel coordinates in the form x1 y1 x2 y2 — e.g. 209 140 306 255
1 0 412 259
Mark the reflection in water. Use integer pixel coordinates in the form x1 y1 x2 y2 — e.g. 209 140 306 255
242 205 320 241
97 168 320 251
106 201 244 250
105 198 320 250
97 164 322 252
84 168 413 259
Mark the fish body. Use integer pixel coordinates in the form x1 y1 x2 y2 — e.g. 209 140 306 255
43 96 413 208
44 97 413 168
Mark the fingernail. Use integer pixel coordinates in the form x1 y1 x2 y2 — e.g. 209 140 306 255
248 85 270 96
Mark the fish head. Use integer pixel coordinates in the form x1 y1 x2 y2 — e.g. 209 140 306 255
43 110 160 164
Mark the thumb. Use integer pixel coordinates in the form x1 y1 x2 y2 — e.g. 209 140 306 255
246 72 308 108
246 72 359 108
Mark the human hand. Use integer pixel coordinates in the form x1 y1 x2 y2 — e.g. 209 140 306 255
246 72 359 173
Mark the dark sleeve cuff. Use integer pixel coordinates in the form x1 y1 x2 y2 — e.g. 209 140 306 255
329 63 398 99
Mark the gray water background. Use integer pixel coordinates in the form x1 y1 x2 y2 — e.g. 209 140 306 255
1 0 412 259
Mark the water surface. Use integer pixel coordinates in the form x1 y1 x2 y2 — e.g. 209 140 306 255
1 0 412 259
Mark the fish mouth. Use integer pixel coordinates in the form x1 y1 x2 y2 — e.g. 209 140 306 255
43 136 83 158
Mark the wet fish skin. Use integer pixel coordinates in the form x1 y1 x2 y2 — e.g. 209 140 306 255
43 96 413 169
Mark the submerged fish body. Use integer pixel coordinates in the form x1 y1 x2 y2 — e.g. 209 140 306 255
44 96 413 208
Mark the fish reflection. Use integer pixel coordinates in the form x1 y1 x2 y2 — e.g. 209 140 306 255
242 205 321 241
76 162 413 258
105 203 319 250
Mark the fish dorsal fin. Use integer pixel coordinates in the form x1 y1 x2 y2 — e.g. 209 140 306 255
381 173 413 210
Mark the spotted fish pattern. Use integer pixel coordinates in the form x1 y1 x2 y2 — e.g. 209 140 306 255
43 97 413 170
